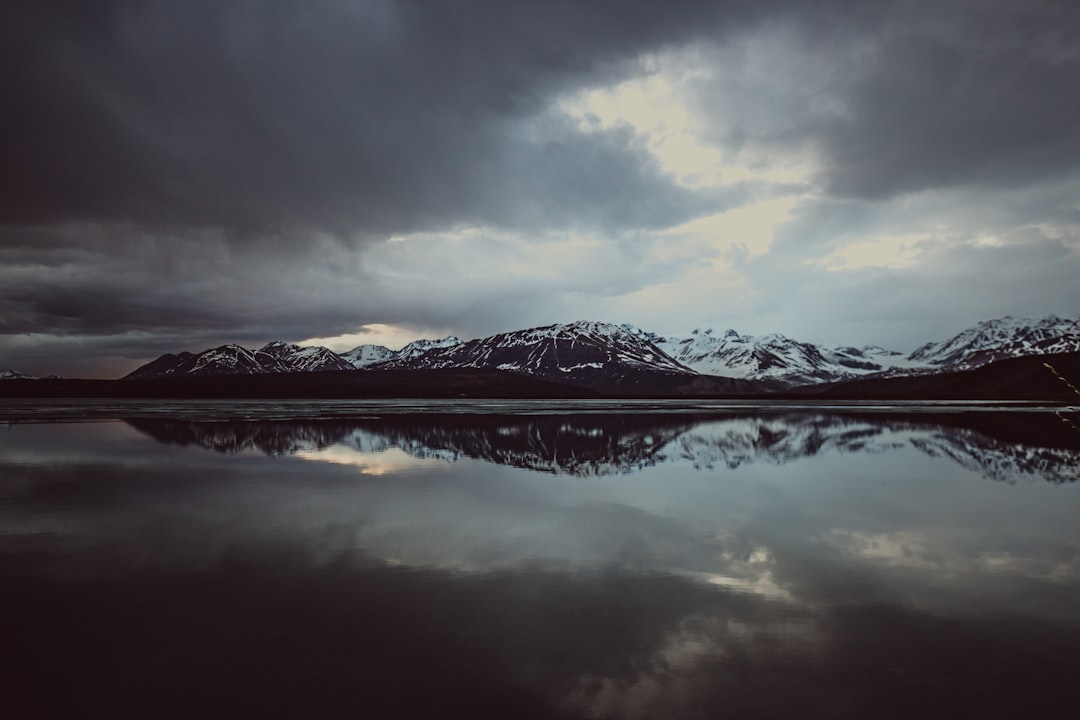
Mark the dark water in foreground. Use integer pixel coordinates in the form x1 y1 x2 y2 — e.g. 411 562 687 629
2 401 1079 718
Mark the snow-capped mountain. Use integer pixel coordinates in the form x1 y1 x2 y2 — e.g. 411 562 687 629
909 314 1080 367
125 342 348 380
1 369 35 380
341 337 462 369
656 328 836 385
125 345 291 380
629 327 920 387
258 341 354 372
372 321 703 391
340 344 396 369
628 314 1080 387
379 321 688 373
395 336 463 361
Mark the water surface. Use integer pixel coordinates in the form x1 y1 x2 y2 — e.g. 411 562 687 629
3 401 1078 718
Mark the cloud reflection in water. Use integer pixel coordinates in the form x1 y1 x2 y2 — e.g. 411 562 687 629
1 409 1078 718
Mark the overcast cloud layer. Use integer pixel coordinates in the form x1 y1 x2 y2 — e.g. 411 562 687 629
2 0 1078 377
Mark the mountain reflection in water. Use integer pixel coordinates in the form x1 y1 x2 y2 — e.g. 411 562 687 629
125 411 1080 483
2 408 1079 719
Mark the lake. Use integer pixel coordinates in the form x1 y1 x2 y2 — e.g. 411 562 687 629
2 400 1078 718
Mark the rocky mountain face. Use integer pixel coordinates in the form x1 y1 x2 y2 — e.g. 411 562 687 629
118 314 1080 390
375 321 689 374
365 321 750 394
258 341 354 372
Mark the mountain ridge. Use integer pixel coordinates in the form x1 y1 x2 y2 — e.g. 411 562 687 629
362 321 763 394
95 313 1080 393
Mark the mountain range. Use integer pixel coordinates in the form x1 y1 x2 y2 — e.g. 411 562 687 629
4 314 1079 396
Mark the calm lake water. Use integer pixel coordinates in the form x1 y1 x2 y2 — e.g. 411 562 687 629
2 400 1079 718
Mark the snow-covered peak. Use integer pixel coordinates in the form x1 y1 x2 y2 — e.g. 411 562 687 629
258 341 354 372
616 323 667 345
653 328 918 386
379 320 693 379
395 336 463 362
653 313 1080 385
485 322 685 365
499 320 631 344
757 333 798 347
1 369 36 380
341 336 464 369
125 341 351 379
341 344 396 369
188 344 285 375
909 314 1080 366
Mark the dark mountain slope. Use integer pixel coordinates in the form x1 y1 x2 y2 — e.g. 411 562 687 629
812 351 1080 401
0 369 597 399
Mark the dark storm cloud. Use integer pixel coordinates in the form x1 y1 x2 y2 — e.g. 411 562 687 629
4 0 1076 230
819 26 1080 198
0 223 393 378
690 0 1080 199
0 0 755 236
0 0 764 374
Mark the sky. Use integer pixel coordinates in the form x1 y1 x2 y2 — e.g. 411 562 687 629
2 0 1078 378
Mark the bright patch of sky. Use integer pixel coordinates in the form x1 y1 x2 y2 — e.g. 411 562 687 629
810 233 928 272
659 198 798 261
300 323 443 353
558 50 817 189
